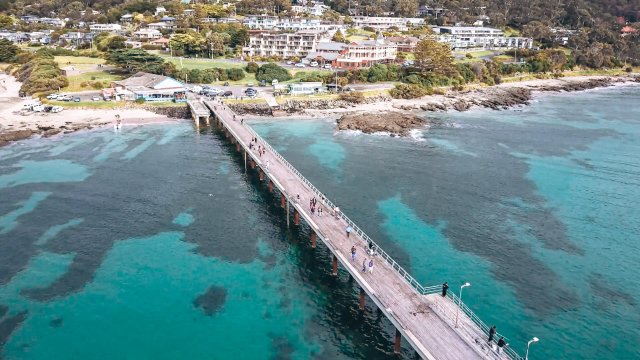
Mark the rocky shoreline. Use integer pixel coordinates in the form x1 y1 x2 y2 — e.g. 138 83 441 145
337 112 427 136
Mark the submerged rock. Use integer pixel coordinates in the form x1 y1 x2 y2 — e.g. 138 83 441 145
337 111 428 136
193 286 227 316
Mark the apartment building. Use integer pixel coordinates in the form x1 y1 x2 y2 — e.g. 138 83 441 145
306 38 398 69
437 26 533 49
351 16 424 31
89 23 122 33
243 15 279 30
242 30 329 58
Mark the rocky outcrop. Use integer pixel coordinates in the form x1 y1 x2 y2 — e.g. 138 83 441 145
337 111 427 136
228 95 392 116
146 104 190 119
0 129 33 146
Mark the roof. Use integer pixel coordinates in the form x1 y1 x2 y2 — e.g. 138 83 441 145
113 72 184 90
305 52 340 61
316 41 348 51
621 26 637 33
150 37 170 44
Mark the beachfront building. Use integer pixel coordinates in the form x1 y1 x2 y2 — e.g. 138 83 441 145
351 16 424 31
242 30 330 58
387 36 420 52
243 15 279 29
305 37 397 69
110 72 187 102
287 82 325 95
89 23 122 33
436 26 533 49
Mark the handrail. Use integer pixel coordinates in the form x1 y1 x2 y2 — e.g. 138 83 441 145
212 104 522 360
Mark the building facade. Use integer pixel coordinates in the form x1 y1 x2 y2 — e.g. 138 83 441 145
89 23 122 33
306 38 398 69
242 31 329 58
351 16 424 31
111 72 187 102
437 26 533 49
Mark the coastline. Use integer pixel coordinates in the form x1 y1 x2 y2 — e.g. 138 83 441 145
0 73 188 147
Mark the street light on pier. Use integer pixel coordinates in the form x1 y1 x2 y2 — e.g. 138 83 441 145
454 282 471 328
525 337 539 360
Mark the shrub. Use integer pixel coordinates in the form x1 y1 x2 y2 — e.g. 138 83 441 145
339 91 365 103
245 62 259 73
255 63 291 82
465 53 473 59
389 84 431 99
135 98 145 104
625 67 633 73
226 68 245 81
17 56 68 95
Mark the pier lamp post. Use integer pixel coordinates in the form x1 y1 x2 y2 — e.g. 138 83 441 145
525 337 539 360
454 282 471 328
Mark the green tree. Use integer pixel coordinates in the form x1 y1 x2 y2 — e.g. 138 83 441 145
245 61 259 73
393 0 418 17
414 38 456 77
255 63 291 82
332 30 347 43
106 49 166 74
0 38 19 62
0 14 14 29
322 9 342 22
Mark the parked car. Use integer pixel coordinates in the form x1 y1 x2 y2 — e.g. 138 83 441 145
259 80 267 87
221 90 233 97
60 95 72 101
323 64 332 69
73 97 81 102
32 104 44 112
244 88 257 97
191 85 203 93
272 79 279 85
51 106 64 113
23 102 40 110
286 60 294 65
223 82 229 86
205 88 222 96
309 61 318 67
46 94 59 100
295 63 305 68
247 82 254 87
343 86 355 92
92 95 101 101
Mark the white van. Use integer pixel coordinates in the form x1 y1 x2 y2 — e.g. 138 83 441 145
32 105 44 112
271 79 279 85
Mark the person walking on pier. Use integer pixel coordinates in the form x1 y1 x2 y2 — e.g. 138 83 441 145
346 226 352 238
351 246 356 262
265 160 270 173
488 325 496 344
497 337 508 354
442 282 449 297
362 258 367 272
368 258 374 274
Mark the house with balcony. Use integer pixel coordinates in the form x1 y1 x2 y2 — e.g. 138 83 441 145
243 15 279 30
133 28 163 40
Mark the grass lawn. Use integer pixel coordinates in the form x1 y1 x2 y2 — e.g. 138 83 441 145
64 71 124 92
163 56 245 70
504 27 521 37
54 56 105 65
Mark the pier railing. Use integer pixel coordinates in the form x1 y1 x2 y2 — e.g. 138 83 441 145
232 115 521 360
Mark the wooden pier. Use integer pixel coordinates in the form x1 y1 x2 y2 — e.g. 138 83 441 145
201 100 521 360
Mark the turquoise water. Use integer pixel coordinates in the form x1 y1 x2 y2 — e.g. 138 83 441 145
1 85 639 359
250 85 640 359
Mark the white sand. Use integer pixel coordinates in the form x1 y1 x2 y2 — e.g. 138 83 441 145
0 73 182 134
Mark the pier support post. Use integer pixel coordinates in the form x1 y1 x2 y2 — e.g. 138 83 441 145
205 116 210 126
268 180 273 192
250 160 255 169
280 195 286 208
286 200 290 228
244 150 247 172
294 210 299 225
332 255 338 276
259 169 264 181
359 288 366 310
236 143 241 152
310 231 317 249
394 329 402 354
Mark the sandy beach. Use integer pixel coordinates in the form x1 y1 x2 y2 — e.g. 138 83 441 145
0 73 184 145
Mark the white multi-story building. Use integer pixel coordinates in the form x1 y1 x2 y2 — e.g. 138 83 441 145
89 23 122 33
437 26 533 49
306 37 398 69
243 15 279 29
133 28 163 40
38 18 66 27
242 30 330 58
351 16 424 31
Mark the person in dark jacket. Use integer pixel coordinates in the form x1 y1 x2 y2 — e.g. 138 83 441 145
497 337 508 354
488 325 496 344
442 282 449 297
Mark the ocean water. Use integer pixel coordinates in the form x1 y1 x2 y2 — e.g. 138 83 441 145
0 85 639 360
